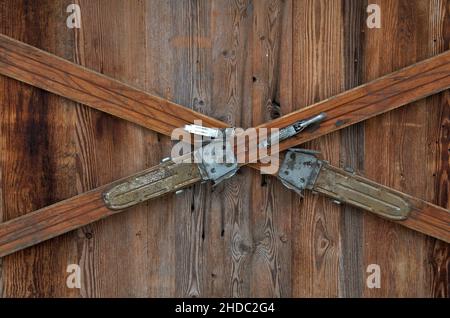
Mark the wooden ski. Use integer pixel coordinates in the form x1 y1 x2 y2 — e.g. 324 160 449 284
0 35 449 258
1 34 450 149
0 154 448 258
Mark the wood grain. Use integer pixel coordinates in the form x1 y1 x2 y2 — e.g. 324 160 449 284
197 0 254 297
0 0 449 297
291 0 343 297
362 0 449 297
338 0 367 298
0 0 80 297
425 0 449 298
73 0 157 297
248 0 291 297
167 0 217 297
0 1 449 269
1 27 450 158
143 0 179 298
0 186 113 258
0 160 3 296
0 33 226 136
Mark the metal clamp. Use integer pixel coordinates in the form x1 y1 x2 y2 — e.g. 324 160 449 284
278 150 411 220
194 140 239 185
278 150 323 196
259 112 327 148
184 124 239 185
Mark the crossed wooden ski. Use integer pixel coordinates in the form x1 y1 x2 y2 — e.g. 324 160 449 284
0 34 449 258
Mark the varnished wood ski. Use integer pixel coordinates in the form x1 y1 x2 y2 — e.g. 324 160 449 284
0 159 448 258
0 34 227 136
0 35 449 257
0 187 112 257
1 33 450 146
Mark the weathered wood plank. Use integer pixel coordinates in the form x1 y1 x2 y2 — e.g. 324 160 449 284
291 0 343 297
363 0 449 297
0 163 3 296
0 0 79 297
338 0 367 298
74 0 152 297
2 20 450 161
200 0 242 297
167 0 214 297
249 0 291 297
143 0 179 298
2 30 450 161
1 5 450 265
0 33 226 136
0 0 448 297
428 85 449 297
207 0 254 297
425 0 449 298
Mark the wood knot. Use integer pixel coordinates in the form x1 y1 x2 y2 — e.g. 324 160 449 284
314 217 333 267
238 242 252 254
267 100 281 120
193 97 206 108
222 49 235 59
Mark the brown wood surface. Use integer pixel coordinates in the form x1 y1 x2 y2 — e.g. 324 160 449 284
2 32 450 157
1 25 449 257
339 0 367 297
0 150 448 259
0 0 448 297
0 33 227 136
0 186 113 258
2 23 450 243
362 0 449 297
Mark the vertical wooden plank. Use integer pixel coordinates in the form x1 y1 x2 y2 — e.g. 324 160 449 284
167 0 213 297
338 0 367 298
143 0 178 298
249 0 293 297
291 0 344 297
363 0 448 297
199 0 254 297
424 0 449 298
200 0 231 296
205 0 256 297
74 0 150 297
0 0 79 297
0 168 3 297
0 0 446 298
427 89 449 297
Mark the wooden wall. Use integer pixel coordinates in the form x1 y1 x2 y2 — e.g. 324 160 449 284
0 0 448 297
